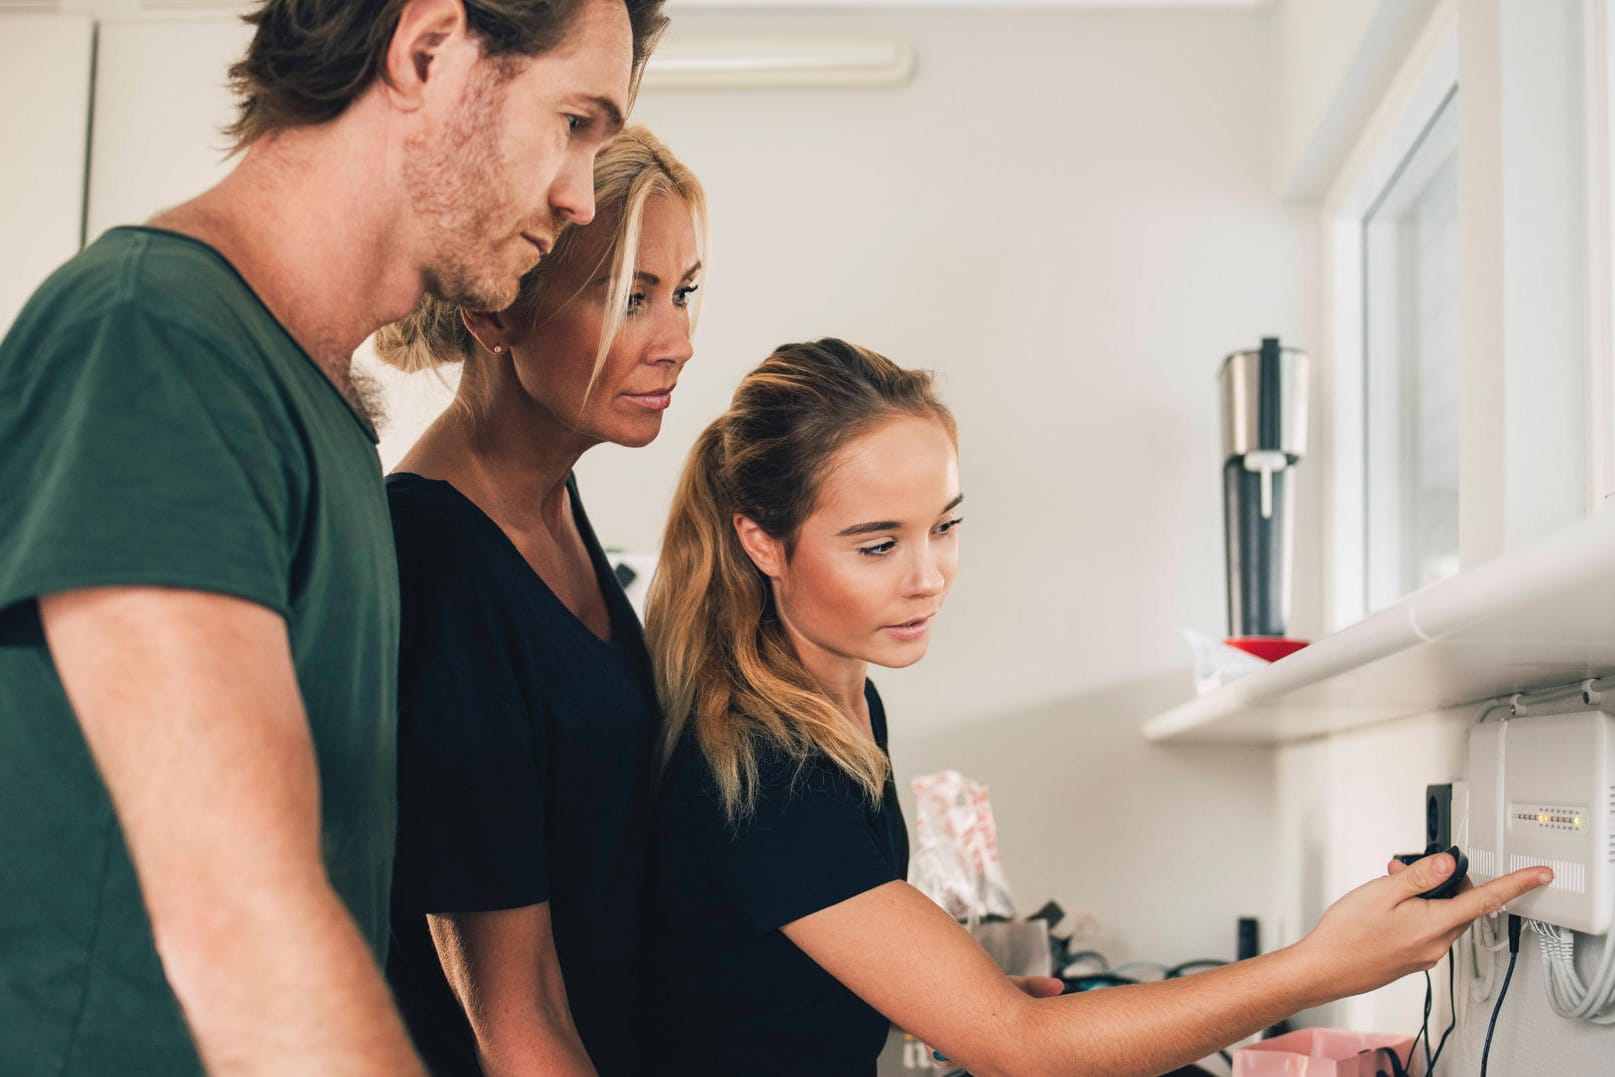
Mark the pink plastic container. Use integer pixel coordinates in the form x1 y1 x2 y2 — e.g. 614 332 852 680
1232 1028 1421 1076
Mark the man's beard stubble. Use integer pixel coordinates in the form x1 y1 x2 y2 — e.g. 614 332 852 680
402 62 527 312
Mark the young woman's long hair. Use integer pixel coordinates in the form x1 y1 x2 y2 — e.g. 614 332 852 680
646 339 956 822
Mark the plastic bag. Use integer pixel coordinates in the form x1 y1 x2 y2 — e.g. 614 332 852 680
1180 627 1270 696
909 770 1017 925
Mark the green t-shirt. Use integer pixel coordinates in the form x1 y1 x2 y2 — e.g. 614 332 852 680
0 227 400 1074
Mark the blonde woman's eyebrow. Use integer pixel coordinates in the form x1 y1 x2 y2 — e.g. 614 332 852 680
631 262 705 287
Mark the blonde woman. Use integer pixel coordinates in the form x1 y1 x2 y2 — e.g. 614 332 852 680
373 126 704 1077
640 338 1551 1076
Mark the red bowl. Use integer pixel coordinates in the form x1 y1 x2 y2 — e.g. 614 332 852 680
1225 636 1309 662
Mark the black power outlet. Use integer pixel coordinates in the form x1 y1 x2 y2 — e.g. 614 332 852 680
1426 783 1455 849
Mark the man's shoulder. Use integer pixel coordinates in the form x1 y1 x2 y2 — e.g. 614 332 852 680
8 227 274 364
38 226 245 311
0 228 317 430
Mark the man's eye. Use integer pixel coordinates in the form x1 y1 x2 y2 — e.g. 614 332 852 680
566 114 585 133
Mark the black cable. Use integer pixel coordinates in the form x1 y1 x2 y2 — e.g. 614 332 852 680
1395 968 1431 1075
1373 1045 1405 1077
1426 947 1457 1071
1422 968 1434 1073
1378 965 1434 1077
1479 916 1523 1077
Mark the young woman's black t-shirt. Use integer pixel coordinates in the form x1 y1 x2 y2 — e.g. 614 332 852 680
644 681 909 1076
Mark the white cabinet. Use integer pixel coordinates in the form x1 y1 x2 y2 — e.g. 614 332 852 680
1 14 94 333
86 16 249 240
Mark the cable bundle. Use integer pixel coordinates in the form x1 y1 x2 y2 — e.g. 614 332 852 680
1530 919 1615 1023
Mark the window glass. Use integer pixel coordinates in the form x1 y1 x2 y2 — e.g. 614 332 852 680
1363 89 1461 611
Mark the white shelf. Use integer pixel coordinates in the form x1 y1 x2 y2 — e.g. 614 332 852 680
1144 511 1615 744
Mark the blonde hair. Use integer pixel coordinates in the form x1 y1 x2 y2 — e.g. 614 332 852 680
374 124 707 395
645 339 957 822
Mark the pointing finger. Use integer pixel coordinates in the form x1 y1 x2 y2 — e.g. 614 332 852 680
1446 866 1553 924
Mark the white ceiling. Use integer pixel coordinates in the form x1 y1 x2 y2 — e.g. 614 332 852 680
667 0 1272 9
0 0 1276 16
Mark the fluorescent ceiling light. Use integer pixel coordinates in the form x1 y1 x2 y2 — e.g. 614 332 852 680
665 0 1272 8
641 34 914 90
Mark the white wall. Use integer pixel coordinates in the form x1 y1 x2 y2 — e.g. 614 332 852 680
1276 705 1615 1075
589 6 1313 963
61 4 1312 971
1275 707 1468 1031
604 6 1322 727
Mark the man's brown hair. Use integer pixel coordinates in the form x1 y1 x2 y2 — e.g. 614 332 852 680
224 0 667 151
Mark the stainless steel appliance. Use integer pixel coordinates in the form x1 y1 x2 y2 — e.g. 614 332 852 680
1220 337 1309 638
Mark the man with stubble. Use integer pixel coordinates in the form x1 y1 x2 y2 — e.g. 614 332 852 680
0 1 664 1073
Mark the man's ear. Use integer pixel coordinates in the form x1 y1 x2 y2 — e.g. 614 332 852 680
733 515 785 579
461 308 514 356
384 0 472 111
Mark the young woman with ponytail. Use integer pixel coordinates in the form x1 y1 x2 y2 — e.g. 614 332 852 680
371 126 704 1077
639 338 1551 1076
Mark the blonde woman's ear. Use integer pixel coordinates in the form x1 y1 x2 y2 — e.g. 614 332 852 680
460 308 511 356
732 514 784 579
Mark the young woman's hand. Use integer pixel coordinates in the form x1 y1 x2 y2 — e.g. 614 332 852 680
1292 852 1551 1001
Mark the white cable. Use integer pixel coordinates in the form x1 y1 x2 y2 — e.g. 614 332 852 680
1532 919 1615 1022
1467 914 1505 1003
1475 676 1615 723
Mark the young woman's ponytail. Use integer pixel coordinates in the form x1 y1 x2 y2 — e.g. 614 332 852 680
646 339 956 821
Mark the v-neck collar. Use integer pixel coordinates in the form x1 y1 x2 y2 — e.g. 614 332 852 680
387 472 626 647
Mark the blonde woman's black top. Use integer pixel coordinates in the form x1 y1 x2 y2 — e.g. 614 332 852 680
385 474 660 1077
643 681 908 1076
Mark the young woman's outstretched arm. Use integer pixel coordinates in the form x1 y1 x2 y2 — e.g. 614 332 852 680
784 852 1550 1077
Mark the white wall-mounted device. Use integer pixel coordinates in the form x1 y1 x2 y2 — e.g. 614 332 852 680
1467 708 1615 935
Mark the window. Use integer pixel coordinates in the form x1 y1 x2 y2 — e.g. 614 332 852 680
1362 90 1461 612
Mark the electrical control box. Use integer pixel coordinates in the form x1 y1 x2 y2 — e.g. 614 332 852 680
1466 708 1615 935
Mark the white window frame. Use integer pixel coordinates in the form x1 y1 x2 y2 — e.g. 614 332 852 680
1322 0 1615 632
1319 5 1459 631
1585 0 1615 512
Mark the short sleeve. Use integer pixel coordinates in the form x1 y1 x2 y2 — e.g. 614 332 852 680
389 491 549 915
714 749 900 930
0 301 296 620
